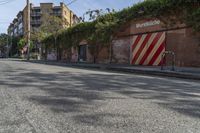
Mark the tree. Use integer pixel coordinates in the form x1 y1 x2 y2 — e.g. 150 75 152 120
17 38 26 50
17 38 33 56
86 9 118 63
31 29 47 43
94 13 119 63
31 29 48 59
0 34 8 46
10 36 21 57
187 8 200 32
0 34 8 55
40 15 64 60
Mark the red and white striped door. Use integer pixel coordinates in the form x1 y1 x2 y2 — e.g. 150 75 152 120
130 32 166 66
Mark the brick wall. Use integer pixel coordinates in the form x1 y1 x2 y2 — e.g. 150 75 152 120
112 37 131 64
111 18 200 67
166 28 200 67
95 46 109 64
72 19 200 67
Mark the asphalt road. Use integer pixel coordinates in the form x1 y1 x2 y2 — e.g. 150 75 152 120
0 59 200 133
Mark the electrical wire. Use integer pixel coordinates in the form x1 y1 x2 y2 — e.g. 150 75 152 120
66 0 78 6
0 0 11 2
0 0 16 5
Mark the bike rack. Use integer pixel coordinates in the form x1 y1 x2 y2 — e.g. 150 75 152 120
161 51 176 71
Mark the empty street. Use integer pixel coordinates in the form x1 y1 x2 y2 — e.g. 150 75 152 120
0 59 200 133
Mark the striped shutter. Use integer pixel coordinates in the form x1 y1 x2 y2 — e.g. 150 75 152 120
130 32 166 66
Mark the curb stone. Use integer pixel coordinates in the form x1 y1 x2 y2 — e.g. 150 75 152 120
22 60 200 80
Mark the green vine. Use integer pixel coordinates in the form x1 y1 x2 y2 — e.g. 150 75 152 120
42 0 200 49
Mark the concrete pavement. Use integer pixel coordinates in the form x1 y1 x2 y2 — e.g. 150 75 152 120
23 59 200 80
0 59 200 133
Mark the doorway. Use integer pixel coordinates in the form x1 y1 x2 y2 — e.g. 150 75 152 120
79 45 87 62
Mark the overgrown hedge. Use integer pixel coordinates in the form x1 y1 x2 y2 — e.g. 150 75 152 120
43 0 200 48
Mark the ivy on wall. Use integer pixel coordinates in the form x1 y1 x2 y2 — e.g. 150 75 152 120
42 0 200 49
187 8 200 31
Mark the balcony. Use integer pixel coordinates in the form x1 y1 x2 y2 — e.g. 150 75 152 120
31 20 41 25
31 13 41 17
51 12 62 16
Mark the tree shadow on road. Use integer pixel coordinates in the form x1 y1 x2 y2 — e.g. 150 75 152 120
1 62 200 128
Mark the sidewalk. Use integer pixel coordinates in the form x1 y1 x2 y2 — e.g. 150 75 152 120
24 59 200 80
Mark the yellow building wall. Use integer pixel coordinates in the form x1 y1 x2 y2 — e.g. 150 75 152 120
61 3 73 28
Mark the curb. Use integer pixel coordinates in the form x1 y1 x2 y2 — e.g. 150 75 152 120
24 60 200 80
106 67 200 80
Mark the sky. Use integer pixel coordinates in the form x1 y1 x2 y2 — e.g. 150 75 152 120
0 0 142 33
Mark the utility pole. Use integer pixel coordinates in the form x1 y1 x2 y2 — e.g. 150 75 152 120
27 0 31 60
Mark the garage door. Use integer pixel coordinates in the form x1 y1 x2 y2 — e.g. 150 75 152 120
130 32 166 66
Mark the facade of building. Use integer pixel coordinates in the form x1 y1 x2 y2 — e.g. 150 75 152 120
7 2 79 37
111 18 200 67
69 18 200 67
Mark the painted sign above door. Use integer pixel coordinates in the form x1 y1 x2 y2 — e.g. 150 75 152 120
136 20 161 28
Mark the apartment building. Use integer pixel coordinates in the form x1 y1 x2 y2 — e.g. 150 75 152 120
7 2 79 37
